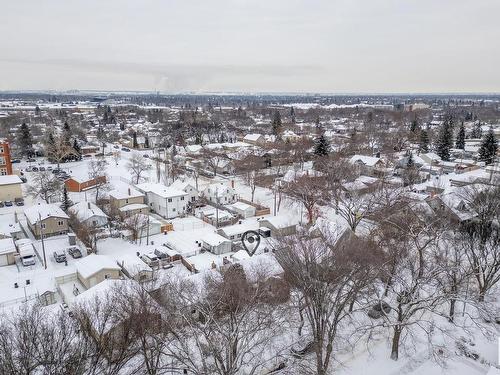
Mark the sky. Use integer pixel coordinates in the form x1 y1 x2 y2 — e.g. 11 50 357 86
0 0 499 94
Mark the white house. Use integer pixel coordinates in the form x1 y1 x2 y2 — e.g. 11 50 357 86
203 183 238 205
136 182 188 219
243 133 265 145
69 202 109 227
169 179 199 204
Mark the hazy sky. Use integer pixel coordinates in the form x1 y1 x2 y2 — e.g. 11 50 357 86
1 0 499 93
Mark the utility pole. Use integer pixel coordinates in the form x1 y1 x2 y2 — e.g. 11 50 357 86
38 212 47 269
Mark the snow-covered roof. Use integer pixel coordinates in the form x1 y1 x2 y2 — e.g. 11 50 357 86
237 253 284 283
261 215 300 229
169 179 197 192
243 133 263 142
204 183 236 196
0 175 22 185
203 232 231 247
0 238 16 255
350 155 382 167
219 221 260 237
69 201 108 222
109 187 144 200
136 182 187 198
226 201 255 212
116 254 152 275
119 203 149 212
75 254 121 279
24 204 69 225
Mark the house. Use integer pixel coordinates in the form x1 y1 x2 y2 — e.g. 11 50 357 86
65 175 107 192
116 254 153 282
243 133 265 146
24 204 70 239
75 254 121 289
202 183 238 205
124 214 163 240
69 201 108 227
259 215 299 238
225 201 256 218
0 237 16 266
197 205 238 227
109 187 148 216
0 139 13 175
202 232 233 255
136 182 188 219
349 155 389 177
169 179 199 204
426 192 476 222
0 175 23 201
80 145 100 155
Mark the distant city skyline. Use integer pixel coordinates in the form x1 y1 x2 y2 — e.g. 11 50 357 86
1 0 499 93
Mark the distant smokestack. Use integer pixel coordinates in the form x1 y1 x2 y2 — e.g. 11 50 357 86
88 202 91 209
128 188 131 196
231 180 235 189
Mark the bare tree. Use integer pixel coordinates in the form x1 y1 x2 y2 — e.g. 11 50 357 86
47 135 77 169
275 229 382 375
126 152 152 184
283 174 329 225
88 157 110 205
124 213 149 244
201 148 229 176
158 263 290 375
26 170 62 203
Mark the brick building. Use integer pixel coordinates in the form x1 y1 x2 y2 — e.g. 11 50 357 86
0 140 13 175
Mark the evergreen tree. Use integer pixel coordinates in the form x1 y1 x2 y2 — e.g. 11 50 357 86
478 127 498 165
455 122 466 150
435 120 453 161
418 128 429 153
120 122 125 131
271 111 282 138
290 106 296 123
314 134 330 157
73 139 82 160
132 132 138 148
61 186 72 211
407 152 414 168
35 105 41 116
410 118 419 133
16 123 34 157
471 122 482 138
62 122 72 145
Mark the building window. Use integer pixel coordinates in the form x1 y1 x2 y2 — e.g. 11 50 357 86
0 157 5 164
180 197 184 201
125 199 129 204
0 147 3 153
192 197 196 202
172 208 176 212
168 198 172 202
41 223 46 229
57 220 64 226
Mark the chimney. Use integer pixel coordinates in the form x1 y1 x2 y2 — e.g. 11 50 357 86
87 202 91 209
128 188 131 196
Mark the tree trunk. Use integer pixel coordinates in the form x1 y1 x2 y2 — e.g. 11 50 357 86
390 327 401 361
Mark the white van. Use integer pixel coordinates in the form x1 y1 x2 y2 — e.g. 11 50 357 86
18 243 36 266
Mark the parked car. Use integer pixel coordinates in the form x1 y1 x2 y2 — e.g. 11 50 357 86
11 159 21 164
27 158 36 162
31 166 39 172
47 166 53 170
39 166 46 171
113 145 119 149
53 250 67 263
67 246 82 259
143 154 150 158
26 166 34 172
0 201 4 208
4 201 13 207
121 147 131 152
15 198 24 206
20 176 27 183
21 254 36 266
